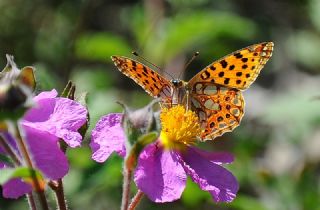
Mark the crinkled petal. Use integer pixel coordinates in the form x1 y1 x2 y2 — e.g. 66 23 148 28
23 96 87 148
90 113 126 162
24 127 69 180
192 147 234 164
2 178 32 199
178 147 238 202
134 144 187 202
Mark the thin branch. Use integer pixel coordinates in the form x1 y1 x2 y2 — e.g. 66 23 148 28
121 167 133 210
128 190 144 210
0 134 21 166
51 179 68 210
26 192 37 210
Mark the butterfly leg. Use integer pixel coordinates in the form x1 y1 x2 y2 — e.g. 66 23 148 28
185 90 190 111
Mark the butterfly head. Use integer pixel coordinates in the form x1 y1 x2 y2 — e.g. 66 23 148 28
171 79 184 88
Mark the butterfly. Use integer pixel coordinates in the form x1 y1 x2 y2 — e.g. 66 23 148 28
111 42 274 141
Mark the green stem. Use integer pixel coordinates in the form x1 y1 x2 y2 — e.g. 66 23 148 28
128 190 144 210
26 192 37 210
13 122 49 210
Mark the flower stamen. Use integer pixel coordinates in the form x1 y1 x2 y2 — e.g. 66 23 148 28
159 105 201 150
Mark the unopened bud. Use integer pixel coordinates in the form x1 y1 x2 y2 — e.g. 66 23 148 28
120 99 159 146
0 55 36 120
119 99 160 170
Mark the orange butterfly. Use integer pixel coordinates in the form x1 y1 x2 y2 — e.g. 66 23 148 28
111 42 274 140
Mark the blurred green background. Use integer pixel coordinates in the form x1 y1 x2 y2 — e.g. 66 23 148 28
1 0 320 209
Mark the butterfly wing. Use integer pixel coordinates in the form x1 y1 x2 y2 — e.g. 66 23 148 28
189 84 245 140
111 56 173 103
187 42 273 140
188 42 274 90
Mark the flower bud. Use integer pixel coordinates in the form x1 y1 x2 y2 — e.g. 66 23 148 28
119 100 160 170
0 55 36 120
120 99 159 146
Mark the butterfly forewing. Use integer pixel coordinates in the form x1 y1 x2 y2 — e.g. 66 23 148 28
188 42 274 90
111 56 172 98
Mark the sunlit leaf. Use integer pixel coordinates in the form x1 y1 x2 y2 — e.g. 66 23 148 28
75 33 131 61
229 195 268 210
130 10 256 63
0 167 43 185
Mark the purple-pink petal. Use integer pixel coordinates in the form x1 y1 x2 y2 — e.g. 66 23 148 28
134 144 187 203
90 113 126 162
24 127 69 180
22 91 88 147
178 147 238 202
33 89 58 101
191 147 234 164
2 178 32 199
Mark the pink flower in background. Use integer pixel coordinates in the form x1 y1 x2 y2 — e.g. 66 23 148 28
0 90 88 198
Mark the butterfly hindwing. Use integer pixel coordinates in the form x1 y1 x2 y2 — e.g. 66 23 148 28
111 56 172 98
189 83 245 140
188 42 273 90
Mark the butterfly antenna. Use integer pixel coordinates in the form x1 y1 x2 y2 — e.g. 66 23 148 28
162 71 174 80
132 51 175 80
178 51 199 79
132 51 162 71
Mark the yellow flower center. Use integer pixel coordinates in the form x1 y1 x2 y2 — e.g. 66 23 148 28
159 105 201 150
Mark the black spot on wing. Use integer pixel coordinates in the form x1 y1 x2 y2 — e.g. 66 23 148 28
234 52 243 59
220 60 228 68
241 58 248 62
210 66 216 70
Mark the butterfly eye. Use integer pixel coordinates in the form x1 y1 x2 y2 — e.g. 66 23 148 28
171 79 182 87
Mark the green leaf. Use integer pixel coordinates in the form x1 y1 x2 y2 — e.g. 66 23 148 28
131 10 256 63
75 32 132 61
61 80 73 98
126 131 159 170
229 195 268 210
0 167 43 185
136 131 158 147
181 178 210 207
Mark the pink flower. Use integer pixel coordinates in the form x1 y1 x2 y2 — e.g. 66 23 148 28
90 106 238 203
0 90 88 198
